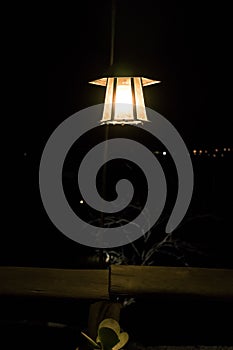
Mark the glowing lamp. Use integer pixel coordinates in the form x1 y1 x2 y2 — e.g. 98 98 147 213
89 76 160 125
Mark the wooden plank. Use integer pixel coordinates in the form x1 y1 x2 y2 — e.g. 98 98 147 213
0 267 109 300
110 265 233 299
1 265 233 301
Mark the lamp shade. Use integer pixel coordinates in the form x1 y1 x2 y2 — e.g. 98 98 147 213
89 76 160 125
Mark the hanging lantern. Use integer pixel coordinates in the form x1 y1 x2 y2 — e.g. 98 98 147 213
89 76 160 125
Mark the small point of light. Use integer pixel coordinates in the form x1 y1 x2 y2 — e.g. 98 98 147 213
154 151 160 154
228 148 231 151
204 150 208 154
213 154 216 157
223 148 227 151
105 252 110 263
163 151 166 155
80 200 84 204
193 149 197 155
221 153 224 157
199 150 202 154
215 148 219 152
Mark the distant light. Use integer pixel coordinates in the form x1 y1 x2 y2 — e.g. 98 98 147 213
213 154 216 157
228 148 231 151
199 150 202 154
215 148 219 152
223 148 227 151
221 153 224 157
105 252 110 263
163 151 166 155
80 200 84 204
154 151 160 154
204 150 208 154
193 149 197 155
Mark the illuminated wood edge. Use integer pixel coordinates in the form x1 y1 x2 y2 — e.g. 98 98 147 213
0 266 109 300
109 265 233 300
1 265 233 300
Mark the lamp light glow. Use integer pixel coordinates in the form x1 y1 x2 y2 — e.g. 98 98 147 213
89 76 160 125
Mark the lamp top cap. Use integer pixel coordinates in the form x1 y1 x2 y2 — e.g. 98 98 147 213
88 62 161 86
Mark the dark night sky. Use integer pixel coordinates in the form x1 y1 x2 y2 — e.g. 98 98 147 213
15 0 232 149
3 1 232 267
10 0 230 144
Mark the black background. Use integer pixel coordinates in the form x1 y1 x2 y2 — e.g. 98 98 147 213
1 1 233 349
3 1 233 267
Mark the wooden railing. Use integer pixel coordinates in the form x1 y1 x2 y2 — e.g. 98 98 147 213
1 265 233 300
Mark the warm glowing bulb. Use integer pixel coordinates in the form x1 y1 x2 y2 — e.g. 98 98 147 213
114 78 134 120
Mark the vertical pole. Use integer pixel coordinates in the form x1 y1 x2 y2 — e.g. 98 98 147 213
110 0 116 66
100 0 115 232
